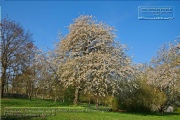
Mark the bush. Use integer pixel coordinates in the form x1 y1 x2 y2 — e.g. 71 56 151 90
64 86 75 104
103 95 113 106
111 97 119 111
174 108 180 113
119 77 167 112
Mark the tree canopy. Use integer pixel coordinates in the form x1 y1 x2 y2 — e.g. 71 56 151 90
56 15 133 105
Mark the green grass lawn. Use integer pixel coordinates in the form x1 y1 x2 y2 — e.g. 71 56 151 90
45 112 180 120
1 98 70 107
1 98 180 120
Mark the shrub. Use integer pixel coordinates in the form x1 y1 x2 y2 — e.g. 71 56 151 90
64 86 75 104
119 77 167 112
111 97 119 111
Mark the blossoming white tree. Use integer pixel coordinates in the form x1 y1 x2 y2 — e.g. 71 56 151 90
147 41 180 112
56 15 132 106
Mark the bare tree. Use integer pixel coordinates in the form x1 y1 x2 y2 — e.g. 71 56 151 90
0 17 33 98
33 49 62 101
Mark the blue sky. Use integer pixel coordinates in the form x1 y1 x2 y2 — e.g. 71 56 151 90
1 1 180 64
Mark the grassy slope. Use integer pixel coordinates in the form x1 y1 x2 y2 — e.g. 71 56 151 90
1 98 180 120
1 98 69 107
47 112 180 120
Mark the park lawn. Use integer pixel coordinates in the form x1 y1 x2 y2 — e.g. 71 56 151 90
1 98 70 107
1 98 180 120
45 112 180 120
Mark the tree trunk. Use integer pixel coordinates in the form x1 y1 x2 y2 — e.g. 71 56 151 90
95 97 99 109
54 90 57 103
73 87 79 105
28 91 32 99
88 98 91 107
54 96 57 103
1 66 6 98
89 98 91 105
35 88 39 99
1 82 5 98
159 106 165 114
42 89 45 99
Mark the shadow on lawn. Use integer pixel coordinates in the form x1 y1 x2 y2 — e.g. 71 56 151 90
1 116 46 120
122 111 180 116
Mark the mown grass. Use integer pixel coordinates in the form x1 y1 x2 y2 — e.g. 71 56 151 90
1 98 180 120
45 112 180 120
1 98 70 107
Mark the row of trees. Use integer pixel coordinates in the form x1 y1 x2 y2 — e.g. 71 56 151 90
0 15 180 112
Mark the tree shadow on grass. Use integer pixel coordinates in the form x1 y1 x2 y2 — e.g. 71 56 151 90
122 111 180 117
1 116 46 120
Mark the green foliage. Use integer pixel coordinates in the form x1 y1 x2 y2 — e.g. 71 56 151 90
111 97 119 111
64 86 75 104
119 77 167 112
104 95 113 106
133 79 165 112
174 108 180 113
150 89 167 112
